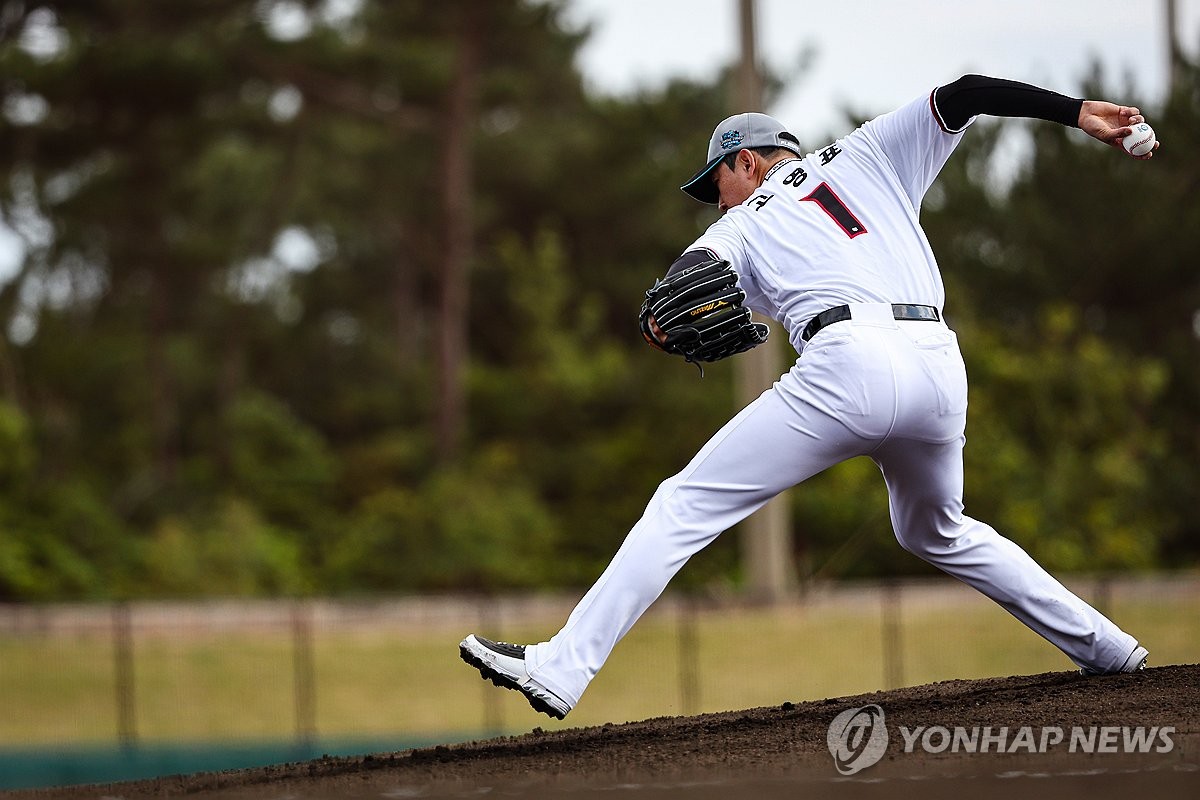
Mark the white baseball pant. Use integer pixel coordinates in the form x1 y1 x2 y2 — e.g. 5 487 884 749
525 304 1139 708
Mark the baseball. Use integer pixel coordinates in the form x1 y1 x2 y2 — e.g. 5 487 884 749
1122 122 1156 157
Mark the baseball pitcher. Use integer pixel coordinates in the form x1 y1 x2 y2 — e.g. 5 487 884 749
460 75 1157 719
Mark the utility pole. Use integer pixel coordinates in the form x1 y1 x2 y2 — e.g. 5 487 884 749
435 3 482 462
735 0 797 603
1165 0 1185 94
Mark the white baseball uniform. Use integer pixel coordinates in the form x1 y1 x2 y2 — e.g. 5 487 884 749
522 91 1141 710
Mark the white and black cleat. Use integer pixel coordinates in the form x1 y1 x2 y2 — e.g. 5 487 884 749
1080 645 1149 676
459 634 572 720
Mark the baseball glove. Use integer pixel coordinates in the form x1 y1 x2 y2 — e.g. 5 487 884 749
639 259 769 371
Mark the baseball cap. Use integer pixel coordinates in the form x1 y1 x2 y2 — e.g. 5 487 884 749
680 112 802 204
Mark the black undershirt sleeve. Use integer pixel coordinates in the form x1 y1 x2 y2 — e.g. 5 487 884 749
932 74 1083 133
664 248 722 278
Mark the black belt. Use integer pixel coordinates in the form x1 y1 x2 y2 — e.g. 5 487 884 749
801 304 940 342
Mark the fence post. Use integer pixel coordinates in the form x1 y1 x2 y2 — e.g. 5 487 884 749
292 601 317 747
677 596 700 716
112 602 137 749
478 596 504 734
1094 574 1113 619
881 580 903 689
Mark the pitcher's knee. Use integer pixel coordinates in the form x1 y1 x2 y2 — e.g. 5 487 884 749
892 511 981 559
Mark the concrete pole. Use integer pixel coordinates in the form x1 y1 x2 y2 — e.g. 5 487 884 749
735 0 797 603
1165 0 1185 95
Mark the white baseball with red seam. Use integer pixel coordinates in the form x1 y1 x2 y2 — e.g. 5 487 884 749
1123 122 1155 156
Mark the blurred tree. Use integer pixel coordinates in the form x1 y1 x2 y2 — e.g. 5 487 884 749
0 1 1195 601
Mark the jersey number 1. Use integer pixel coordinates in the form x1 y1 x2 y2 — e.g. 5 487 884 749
801 182 867 238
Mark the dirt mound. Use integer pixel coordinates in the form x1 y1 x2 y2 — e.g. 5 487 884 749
16 664 1199 799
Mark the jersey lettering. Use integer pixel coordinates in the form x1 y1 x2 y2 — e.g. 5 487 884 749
750 194 773 210
818 144 842 165
800 182 867 238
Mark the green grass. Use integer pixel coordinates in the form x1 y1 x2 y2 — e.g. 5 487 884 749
2 583 1196 747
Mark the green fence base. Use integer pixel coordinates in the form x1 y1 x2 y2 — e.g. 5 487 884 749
0 736 463 791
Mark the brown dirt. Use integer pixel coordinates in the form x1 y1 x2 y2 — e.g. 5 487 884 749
10 664 1199 800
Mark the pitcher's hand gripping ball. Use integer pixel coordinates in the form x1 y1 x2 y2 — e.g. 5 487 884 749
639 259 769 370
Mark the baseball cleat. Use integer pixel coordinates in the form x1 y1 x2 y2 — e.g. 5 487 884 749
459 634 572 720
1080 645 1149 676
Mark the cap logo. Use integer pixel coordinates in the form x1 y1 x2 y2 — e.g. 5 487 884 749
720 129 744 150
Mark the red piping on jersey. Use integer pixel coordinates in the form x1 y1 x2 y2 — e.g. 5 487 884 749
929 87 967 135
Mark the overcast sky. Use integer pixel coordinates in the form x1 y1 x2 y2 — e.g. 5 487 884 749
562 0 1198 141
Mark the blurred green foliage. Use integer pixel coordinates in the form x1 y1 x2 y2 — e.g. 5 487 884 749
0 1 1196 599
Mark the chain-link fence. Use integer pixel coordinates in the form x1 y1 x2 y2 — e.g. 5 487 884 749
2 573 1197 787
